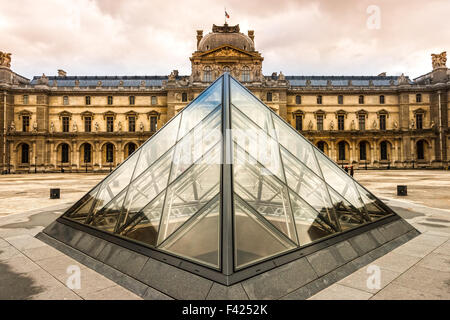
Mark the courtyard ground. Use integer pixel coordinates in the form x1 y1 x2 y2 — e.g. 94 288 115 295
0 170 449 300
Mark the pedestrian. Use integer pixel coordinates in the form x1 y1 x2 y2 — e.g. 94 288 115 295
344 165 348 173
350 165 354 177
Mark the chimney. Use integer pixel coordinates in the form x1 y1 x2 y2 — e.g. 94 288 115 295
248 30 254 42
196 30 203 49
58 69 67 77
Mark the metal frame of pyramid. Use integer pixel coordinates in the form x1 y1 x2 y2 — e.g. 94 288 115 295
40 73 416 289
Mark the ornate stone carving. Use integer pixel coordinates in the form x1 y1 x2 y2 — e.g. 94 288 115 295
430 120 436 129
308 120 313 131
37 74 49 85
0 51 12 68
168 70 178 81
278 71 285 81
50 122 55 133
119 80 124 86
97 80 102 87
410 119 415 129
74 79 80 87
350 120 356 130
329 120 334 130
372 120 377 129
397 73 408 85
431 51 447 69
94 122 99 132
393 121 398 129
9 121 15 133
73 122 78 132
139 122 144 132
118 121 122 132
306 79 311 87
32 122 38 133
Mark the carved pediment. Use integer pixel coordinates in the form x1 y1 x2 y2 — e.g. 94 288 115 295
58 110 72 119
196 45 258 59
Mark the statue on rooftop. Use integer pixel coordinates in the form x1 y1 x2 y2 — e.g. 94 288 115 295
431 51 447 69
0 52 11 68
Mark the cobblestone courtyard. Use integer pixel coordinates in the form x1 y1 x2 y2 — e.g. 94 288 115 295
0 170 449 299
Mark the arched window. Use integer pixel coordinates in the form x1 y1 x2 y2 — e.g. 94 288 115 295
83 144 91 163
267 92 273 102
21 144 29 164
61 143 69 163
203 66 212 82
359 95 365 104
317 141 325 153
127 143 137 158
106 143 114 163
380 141 388 160
241 66 250 82
295 95 301 105
359 141 367 161
338 141 346 160
417 140 425 160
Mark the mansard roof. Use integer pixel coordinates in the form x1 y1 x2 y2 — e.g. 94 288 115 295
285 75 413 87
30 75 173 87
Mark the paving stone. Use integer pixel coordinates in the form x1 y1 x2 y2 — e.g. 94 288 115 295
242 257 318 300
0 245 24 261
407 233 449 248
393 243 436 258
206 283 249 300
0 238 9 248
371 283 447 300
22 244 64 261
35 254 87 281
434 241 450 256
308 284 373 300
141 286 173 300
4 234 47 251
30 285 82 300
416 253 450 272
392 266 450 298
370 252 421 273
68 268 117 299
83 285 142 300
0 255 41 279
347 232 379 255
138 258 213 300
337 266 401 294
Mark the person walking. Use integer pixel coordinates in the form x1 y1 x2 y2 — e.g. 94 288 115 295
344 165 348 173
350 165 354 177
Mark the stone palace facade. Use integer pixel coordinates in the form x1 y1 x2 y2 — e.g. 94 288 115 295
0 23 449 173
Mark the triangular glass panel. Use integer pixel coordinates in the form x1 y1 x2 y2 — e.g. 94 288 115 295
88 188 127 232
234 196 296 269
233 142 298 245
158 196 220 269
177 78 222 139
289 190 338 246
117 190 166 247
327 186 370 231
156 143 221 245
64 184 101 223
356 185 391 220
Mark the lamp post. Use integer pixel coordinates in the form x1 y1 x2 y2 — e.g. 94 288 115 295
34 155 37 173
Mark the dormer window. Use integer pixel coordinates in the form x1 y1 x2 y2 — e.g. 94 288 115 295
203 66 212 82
241 66 250 82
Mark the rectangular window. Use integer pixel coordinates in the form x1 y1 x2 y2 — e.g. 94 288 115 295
379 95 385 104
22 115 30 132
416 94 422 103
107 96 113 105
316 115 323 131
360 143 367 161
129 96 135 105
23 95 29 105
338 115 345 130
182 92 188 102
62 116 70 132
106 116 114 132
317 96 322 104
295 95 301 104
359 115 366 131
359 95 365 104
84 117 92 132
150 116 158 132
85 96 91 105
416 114 423 129
379 115 386 130
151 96 157 105
267 92 272 102
129 116 136 132
63 96 69 105
295 115 302 131
338 95 343 104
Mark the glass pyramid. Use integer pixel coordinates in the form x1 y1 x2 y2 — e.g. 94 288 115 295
62 73 394 273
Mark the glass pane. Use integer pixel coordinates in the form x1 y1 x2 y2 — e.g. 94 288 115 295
170 107 221 182
314 149 366 211
177 78 222 139
159 197 220 269
231 105 283 181
157 144 221 245
234 196 296 269
356 185 391 220
289 190 338 246
327 186 370 231
230 78 274 134
280 147 338 230
64 185 100 223
233 143 298 244
89 150 141 218
132 115 180 180
118 149 174 229
118 191 166 247
272 115 321 176
88 189 127 232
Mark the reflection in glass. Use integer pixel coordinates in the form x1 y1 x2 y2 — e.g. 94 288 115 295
356 185 391 220
234 196 296 269
233 143 298 244
289 190 337 246
88 189 127 232
159 196 220 269
64 185 100 222
157 144 221 245
177 78 222 139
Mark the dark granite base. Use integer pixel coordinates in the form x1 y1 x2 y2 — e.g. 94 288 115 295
37 217 419 300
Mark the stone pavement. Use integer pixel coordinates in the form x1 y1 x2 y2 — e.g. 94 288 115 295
0 171 449 300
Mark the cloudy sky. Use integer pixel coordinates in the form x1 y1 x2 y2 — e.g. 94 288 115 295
0 0 448 79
